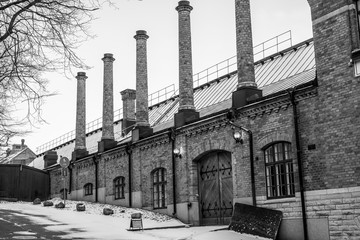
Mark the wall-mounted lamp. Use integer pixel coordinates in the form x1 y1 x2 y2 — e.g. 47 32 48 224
173 148 182 158
233 130 244 144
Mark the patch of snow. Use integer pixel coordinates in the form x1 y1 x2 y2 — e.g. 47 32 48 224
0 200 273 240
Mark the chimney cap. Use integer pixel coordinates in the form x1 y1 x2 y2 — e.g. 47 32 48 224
176 1 193 11
134 30 149 40
102 53 115 61
77 72 86 76
121 89 136 100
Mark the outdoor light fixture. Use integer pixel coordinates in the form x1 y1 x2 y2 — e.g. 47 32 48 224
173 148 182 158
228 120 256 207
233 130 244 144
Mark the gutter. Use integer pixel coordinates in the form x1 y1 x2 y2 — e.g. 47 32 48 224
288 88 309 240
170 128 177 215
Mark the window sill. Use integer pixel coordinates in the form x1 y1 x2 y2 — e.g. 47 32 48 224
262 197 297 205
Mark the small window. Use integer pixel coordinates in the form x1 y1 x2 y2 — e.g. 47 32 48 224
264 142 295 199
153 168 167 209
84 183 93 196
114 177 125 200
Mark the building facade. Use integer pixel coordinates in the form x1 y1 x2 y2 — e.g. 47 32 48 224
32 1 360 239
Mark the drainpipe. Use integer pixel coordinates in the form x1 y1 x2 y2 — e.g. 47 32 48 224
227 120 256 207
92 155 98 202
170 128 177 216
125 144 132 207
288 89 308 240
68 164 73 194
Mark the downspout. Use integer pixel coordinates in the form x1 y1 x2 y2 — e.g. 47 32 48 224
125 144 132 207
227 120 256 207
248 130 256 207
68 163 73 194
92 155 98 202
170 128 177 216
288 89 309 240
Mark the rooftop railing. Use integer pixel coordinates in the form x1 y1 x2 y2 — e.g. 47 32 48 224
193 30 292 88
36 31 292 155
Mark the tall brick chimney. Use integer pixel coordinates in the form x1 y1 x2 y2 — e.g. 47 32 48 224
232 0 262 108
121 89 136 136
98 53 117 152
174 0 199 128
132 30 153 141
72 72 88 160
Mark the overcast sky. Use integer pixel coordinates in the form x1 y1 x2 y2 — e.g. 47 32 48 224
11 0 313 153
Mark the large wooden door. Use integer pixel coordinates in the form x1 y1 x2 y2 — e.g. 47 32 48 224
199 151 233 225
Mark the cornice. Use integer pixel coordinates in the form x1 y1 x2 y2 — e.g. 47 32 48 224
136 133 170 151
103 148 127 162
180 116 229 138
75 159 95 171
241 86 317 120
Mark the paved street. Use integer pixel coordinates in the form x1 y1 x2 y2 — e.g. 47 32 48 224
0 209 84 239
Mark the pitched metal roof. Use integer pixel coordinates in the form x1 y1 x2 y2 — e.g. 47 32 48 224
31 38 316 169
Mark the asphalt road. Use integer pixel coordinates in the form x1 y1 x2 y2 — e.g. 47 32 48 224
0 209 84 239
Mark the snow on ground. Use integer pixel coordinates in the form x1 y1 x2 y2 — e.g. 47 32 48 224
0 199 270 240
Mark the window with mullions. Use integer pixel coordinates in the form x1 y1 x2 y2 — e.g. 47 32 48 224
264 142 295 199
84 183 93 196
114 176 125 200
153 168 167 209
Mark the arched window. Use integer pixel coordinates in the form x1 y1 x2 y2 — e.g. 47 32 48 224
114 177 125 200
60 188 68 200
152 168 167 209
84 183 93 196
264 142 295 199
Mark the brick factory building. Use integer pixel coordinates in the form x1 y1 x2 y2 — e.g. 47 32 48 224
30 1 360 239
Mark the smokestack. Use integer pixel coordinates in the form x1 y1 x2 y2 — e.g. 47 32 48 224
174 0 199 128
98 53 117 152
120 89 136 136
21 139 25 149
132 30 153 141
72 72 88 160
232 0 262 108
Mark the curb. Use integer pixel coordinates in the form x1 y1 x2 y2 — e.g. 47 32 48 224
127 224 191 231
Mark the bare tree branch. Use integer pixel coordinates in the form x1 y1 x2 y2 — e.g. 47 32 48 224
0 0 113 147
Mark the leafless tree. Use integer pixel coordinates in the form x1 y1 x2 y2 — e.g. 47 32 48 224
0 0 113 149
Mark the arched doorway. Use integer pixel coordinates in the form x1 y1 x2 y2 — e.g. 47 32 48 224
198 151 233 225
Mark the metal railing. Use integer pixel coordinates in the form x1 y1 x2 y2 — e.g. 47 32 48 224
36 31 292 155
148 84 175 106
36 109 123 154
193 30 292 88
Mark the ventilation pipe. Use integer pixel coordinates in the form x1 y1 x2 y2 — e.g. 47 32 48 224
120 89 136 136
99 53 117 152
72 72 89 160
232 0 262 108
174 1 199 128
132 30 153 141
